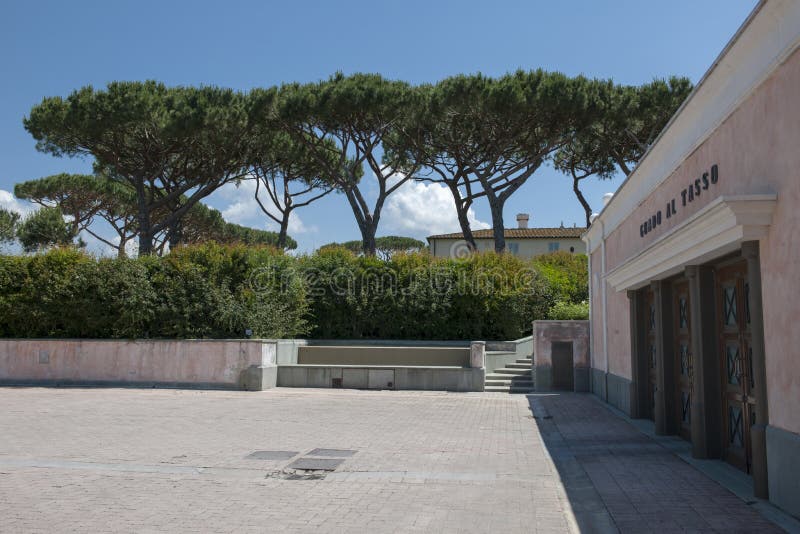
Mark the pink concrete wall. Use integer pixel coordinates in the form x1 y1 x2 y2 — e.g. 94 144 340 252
590 250 606 371
0 339 272 388
533 321 589 368
606 288 631 379
593 48 800 434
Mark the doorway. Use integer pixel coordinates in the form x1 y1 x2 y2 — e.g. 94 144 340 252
715 259 755 473
551 342 574 391
672 279 692 441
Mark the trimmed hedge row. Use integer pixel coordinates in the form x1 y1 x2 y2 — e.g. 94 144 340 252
0 245 587 340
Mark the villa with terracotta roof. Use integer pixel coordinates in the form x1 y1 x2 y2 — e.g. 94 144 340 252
427 213 585 258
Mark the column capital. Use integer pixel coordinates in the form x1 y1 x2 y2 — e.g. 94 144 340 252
684 265 699 280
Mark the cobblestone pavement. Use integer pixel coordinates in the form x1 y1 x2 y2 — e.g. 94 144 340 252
0 388 786 533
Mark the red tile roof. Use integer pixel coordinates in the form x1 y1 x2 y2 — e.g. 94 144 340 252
427 227 586 240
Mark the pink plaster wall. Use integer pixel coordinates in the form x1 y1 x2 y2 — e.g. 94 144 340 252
533 321 589 368
590 250 606 371
592 47 800 434
606 288 631 379
0 339 272 388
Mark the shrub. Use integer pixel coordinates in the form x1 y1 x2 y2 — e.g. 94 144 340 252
299 250 552 340
0 246 587 340
547 300 589 320
0 244 309 339
531 251 588 303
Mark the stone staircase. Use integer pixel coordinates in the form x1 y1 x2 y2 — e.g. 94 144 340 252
484 357 534 393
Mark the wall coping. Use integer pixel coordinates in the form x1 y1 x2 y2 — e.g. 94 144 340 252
0 338 274 344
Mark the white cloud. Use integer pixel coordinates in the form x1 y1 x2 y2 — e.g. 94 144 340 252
215 180 262 226
0 190 33 216
382 180 490 238
210 181 316 235
287 212 316 234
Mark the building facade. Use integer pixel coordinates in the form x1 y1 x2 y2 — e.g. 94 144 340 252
583 0 800 518
429 214 585 259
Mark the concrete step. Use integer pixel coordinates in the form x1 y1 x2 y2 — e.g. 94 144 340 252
492 368 530 376
485 378 533 386
516 358 532 364
485 372 532 380
484 385 534 393
506 363 531 369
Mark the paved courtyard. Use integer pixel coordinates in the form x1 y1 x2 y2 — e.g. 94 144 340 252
0 388 788 533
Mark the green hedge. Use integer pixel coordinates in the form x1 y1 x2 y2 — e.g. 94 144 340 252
547 300 589 320
0 245 308 339
0 245 587 340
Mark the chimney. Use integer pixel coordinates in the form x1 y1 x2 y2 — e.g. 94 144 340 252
516 213 529 229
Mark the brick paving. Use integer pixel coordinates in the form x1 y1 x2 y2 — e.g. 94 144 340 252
0 388 786 533
533 394 783 533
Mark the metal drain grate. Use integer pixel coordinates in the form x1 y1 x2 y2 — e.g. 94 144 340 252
307 448 357 457
246 451 299 460
286 458 344 471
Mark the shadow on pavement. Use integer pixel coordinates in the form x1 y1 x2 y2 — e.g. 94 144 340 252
526 392 783 534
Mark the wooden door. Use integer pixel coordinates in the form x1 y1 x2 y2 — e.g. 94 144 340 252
644 289 657 421
552 342 574 391
672 280 692 441
716 260 755 473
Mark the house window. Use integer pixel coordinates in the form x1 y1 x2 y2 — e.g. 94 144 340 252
508 242 519 255
548 242 560 252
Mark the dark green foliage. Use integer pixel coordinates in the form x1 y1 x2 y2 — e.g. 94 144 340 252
180 201 297 250
318 235 426 259
275 73 422 256
547 300 589 320
0 208 19 245
0 246 586 340
300 249 553 340
531 251 588 304
0 244 308 339
553 77 693 225
24 82 254 255
16 207 79 252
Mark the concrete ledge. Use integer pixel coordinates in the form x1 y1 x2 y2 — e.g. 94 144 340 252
297 345 470 366
277 365 484 392
767 424 800 519
0 339 277 391
240 365 278 391
0 379 241 390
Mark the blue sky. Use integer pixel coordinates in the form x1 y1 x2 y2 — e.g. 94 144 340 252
0 0 757 253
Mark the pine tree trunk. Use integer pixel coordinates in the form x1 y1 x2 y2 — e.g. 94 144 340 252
136 193 153 256
361 224 377 257
277 211 290 250
167 218 183 250
573 176 592 228
487 196 506 253
447 183 478 251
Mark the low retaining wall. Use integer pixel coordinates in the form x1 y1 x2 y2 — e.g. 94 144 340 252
297 345 470 366
278 365 485 392
0 339 277 390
